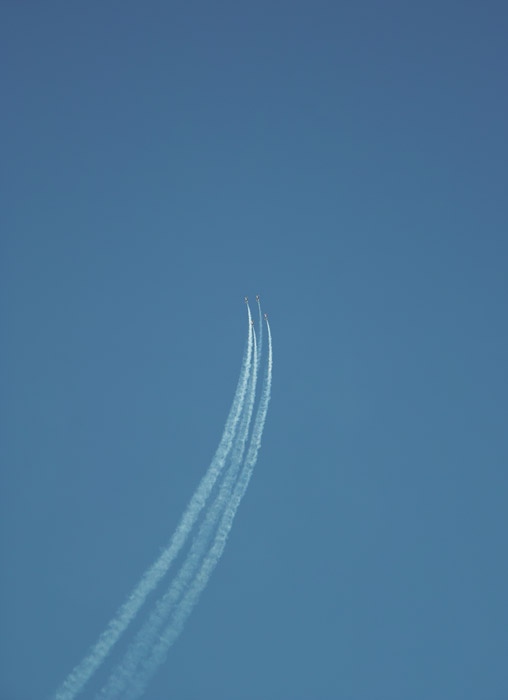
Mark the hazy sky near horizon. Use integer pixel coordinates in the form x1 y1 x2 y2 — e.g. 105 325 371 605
2 3 507 699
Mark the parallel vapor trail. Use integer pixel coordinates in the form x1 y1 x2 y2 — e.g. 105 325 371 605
122 318 273 700
256 296 263 367
53 308 254 700
97 329 259 700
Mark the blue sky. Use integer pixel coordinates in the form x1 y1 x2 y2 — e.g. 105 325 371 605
2 2 507 698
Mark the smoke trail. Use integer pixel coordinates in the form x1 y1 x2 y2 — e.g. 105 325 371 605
53 308 254 700
122 318 273 700
97 331 259 700
256 296 263 365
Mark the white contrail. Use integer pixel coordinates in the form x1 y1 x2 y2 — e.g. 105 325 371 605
97 330 259 700
53 307 254 700
122 318 273 700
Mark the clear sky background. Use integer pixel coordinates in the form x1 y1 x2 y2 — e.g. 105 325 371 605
1 3 507 699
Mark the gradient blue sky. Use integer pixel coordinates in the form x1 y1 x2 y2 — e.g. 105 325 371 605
2 3 507 699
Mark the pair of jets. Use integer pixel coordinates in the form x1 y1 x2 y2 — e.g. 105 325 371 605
244 296 268 323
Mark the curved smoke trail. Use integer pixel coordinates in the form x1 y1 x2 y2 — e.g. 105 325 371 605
97 330 259 700
53 308 254 700
122 318 273 700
